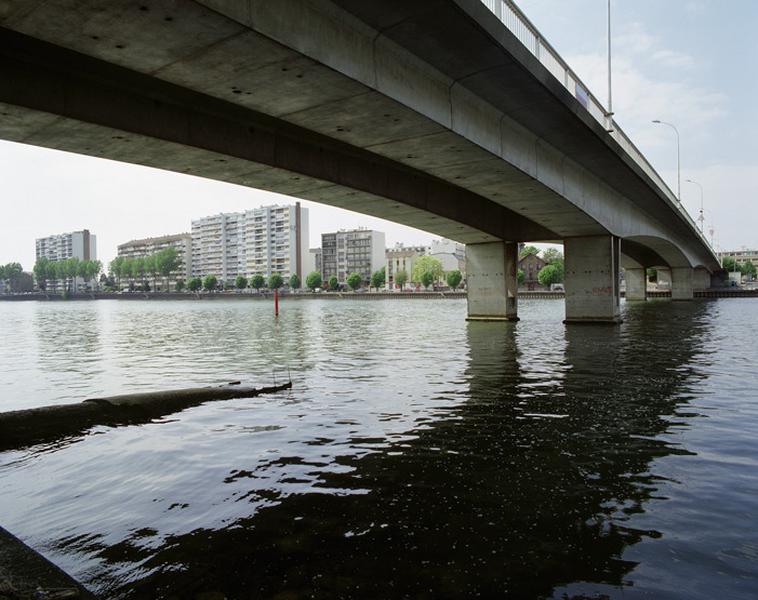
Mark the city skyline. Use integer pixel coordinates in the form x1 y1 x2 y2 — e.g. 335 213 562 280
2 1 754 272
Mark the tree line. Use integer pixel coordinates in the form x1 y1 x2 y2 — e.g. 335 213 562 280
32 256 103 293
108 248 180 292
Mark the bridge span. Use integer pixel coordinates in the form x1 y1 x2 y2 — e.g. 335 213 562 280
0 0 719 322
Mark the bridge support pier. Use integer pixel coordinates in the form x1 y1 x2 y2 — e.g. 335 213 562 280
625 268 647 301
564 235 622 324
693 267 711 291
671 267 694 300
466 241 519 321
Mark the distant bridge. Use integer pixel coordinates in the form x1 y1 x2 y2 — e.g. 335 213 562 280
0 0 719 322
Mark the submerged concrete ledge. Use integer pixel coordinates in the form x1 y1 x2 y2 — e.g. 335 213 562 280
0 525 96 599
0 382 292 452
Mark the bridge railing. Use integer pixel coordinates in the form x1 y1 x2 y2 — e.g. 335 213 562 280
480 0 713 251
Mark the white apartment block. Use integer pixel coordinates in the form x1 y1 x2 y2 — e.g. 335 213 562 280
321 229 386 284
191 212 243 283
243 204 309 281
430 238 466 274
191 203 309 284
117 233 192 290
36 229 97 262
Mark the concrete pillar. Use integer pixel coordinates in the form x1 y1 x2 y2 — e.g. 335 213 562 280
466 241 519 321
693 267 711 290
564 235 621 324
671 267 694 300
625 267 647 301
656 267 671 288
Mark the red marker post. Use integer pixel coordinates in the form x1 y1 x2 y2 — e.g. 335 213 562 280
274 287 279 317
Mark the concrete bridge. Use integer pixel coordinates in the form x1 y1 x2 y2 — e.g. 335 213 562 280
0 0 719 323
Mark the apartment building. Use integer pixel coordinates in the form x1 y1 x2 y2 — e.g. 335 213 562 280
242 204 309 281
306 248 322 276
191 203 309 284
430 238 465 273
385 243 429 289
718 249 758 270
321 228 385 284
191 212 244 283
36 229 97 262
117 233 192 290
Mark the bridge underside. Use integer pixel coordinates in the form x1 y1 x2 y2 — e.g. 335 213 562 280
0 0 720 322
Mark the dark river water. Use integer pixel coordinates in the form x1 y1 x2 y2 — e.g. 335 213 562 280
1 298 757 599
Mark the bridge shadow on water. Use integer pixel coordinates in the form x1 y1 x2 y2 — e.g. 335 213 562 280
87 301 711 599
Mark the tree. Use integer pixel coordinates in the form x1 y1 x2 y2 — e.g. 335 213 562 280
155 247 179 292
346 272 362 291
0 262 23 293
517 269 525 285
538 262 564 287
202 274 218 292
328 275 339 291
33 257 50 291
235 275 248 291
175 278 186 292
90 260 102 290
519 245 540 259
187 276 202 292
289 273 301 290
542 247 563 265
370 269 385 291
395 269 408 290
411 256 444 285
306 271 322 291
144 254 158 292
741 260 757 278
446 269 462 289
250 274 265 291
269 273 284 290
647 267 658 282
64 257 80 292
420 271 435 289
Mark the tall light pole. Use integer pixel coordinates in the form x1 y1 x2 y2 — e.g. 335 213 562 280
685 178 704 232
652 120 681 202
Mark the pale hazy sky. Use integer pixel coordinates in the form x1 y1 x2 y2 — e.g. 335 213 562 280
1 0 755 269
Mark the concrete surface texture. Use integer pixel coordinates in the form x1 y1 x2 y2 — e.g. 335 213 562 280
466 241 519 321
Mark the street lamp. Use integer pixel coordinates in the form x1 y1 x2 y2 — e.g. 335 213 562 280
607 0 613 118
685 178 704 232
652 120 681 202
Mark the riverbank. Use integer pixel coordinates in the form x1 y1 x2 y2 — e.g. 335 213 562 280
1 289 756 301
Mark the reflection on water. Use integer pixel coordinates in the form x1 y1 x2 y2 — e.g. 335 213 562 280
1 298 758 599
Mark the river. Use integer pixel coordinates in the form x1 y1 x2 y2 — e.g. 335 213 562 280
1 297 757 599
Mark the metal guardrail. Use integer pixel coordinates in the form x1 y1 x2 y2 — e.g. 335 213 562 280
480 0 714 253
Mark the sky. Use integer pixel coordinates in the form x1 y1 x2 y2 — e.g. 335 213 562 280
1 0 755 269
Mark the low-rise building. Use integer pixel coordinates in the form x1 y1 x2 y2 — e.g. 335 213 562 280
117 233 192 291
385 243 429 289
518 251 546 289
321 228 385 285
718 249 758 270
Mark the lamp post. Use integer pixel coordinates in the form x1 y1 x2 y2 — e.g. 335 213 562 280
652 120 681 202
607 0 612 116
685 178 704 232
